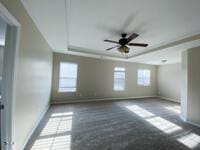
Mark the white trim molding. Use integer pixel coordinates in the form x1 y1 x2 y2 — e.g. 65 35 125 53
0 2 21 150
0 3 20 27
157 96 180 103
187 120 200 128
180 116 200 128
51 96 157 104
180 115 187 122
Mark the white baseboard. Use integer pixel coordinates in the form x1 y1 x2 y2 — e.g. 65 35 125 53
180 112 200 128
21 104 50 150
157 96 180 103
180 115 187 122
51 96 157 104
186 120 200 128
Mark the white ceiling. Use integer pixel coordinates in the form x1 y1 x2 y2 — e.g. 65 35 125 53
132 39 200 65
22 0 68 51
22 0 200 65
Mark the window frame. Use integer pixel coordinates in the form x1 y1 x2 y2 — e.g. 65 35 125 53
58 62 78 93
137 69 151 86
113 67 126 91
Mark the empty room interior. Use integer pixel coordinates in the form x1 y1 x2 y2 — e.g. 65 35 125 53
1 0 200 150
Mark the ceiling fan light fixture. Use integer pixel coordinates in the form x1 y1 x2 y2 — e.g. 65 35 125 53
117 46 130 53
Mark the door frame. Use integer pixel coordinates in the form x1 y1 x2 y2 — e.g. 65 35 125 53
0 2 21 150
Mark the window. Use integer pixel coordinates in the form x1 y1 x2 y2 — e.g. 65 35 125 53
114 67 125 91
58 62 78 92
137 69 151 86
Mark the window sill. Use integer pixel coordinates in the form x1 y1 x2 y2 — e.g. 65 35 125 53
138 85 150 87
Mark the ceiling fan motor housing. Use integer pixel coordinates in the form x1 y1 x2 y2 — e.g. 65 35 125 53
119 38 127 46
122 33 127 38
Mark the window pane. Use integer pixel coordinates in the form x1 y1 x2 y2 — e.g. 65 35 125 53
138 78 144 85
114 78 125 90
138 70 151 86
138 70 144 77
60 62 78 78
145 70 150 77
59 78 76 88
114 72 125 79
114 67 125 91
59 62 78 92
146 78 150 85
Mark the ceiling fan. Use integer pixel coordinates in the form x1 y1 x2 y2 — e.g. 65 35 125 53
104 33 148 54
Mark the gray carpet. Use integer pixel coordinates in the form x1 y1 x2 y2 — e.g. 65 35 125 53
25 98 200 150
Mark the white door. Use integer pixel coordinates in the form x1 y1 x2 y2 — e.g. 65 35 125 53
0 6 20 150
0 16 7 150
0 2 20 150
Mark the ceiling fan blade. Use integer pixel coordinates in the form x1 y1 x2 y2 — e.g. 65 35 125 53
126 33 139 43
104 40 119 44
106 45 120 51
128 43 148 47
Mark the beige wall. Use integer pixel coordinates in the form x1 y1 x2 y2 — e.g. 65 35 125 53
157 64 181 102
51 53 157 103
181 47 200 126
0 0 53 150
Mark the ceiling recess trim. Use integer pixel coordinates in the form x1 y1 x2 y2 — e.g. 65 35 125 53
129 32 200 58
67 32 200 62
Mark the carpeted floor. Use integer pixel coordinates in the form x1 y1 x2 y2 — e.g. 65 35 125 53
25 98 200 150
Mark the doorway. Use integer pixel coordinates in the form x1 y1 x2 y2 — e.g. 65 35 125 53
0 15 7 150
0 2 20 150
